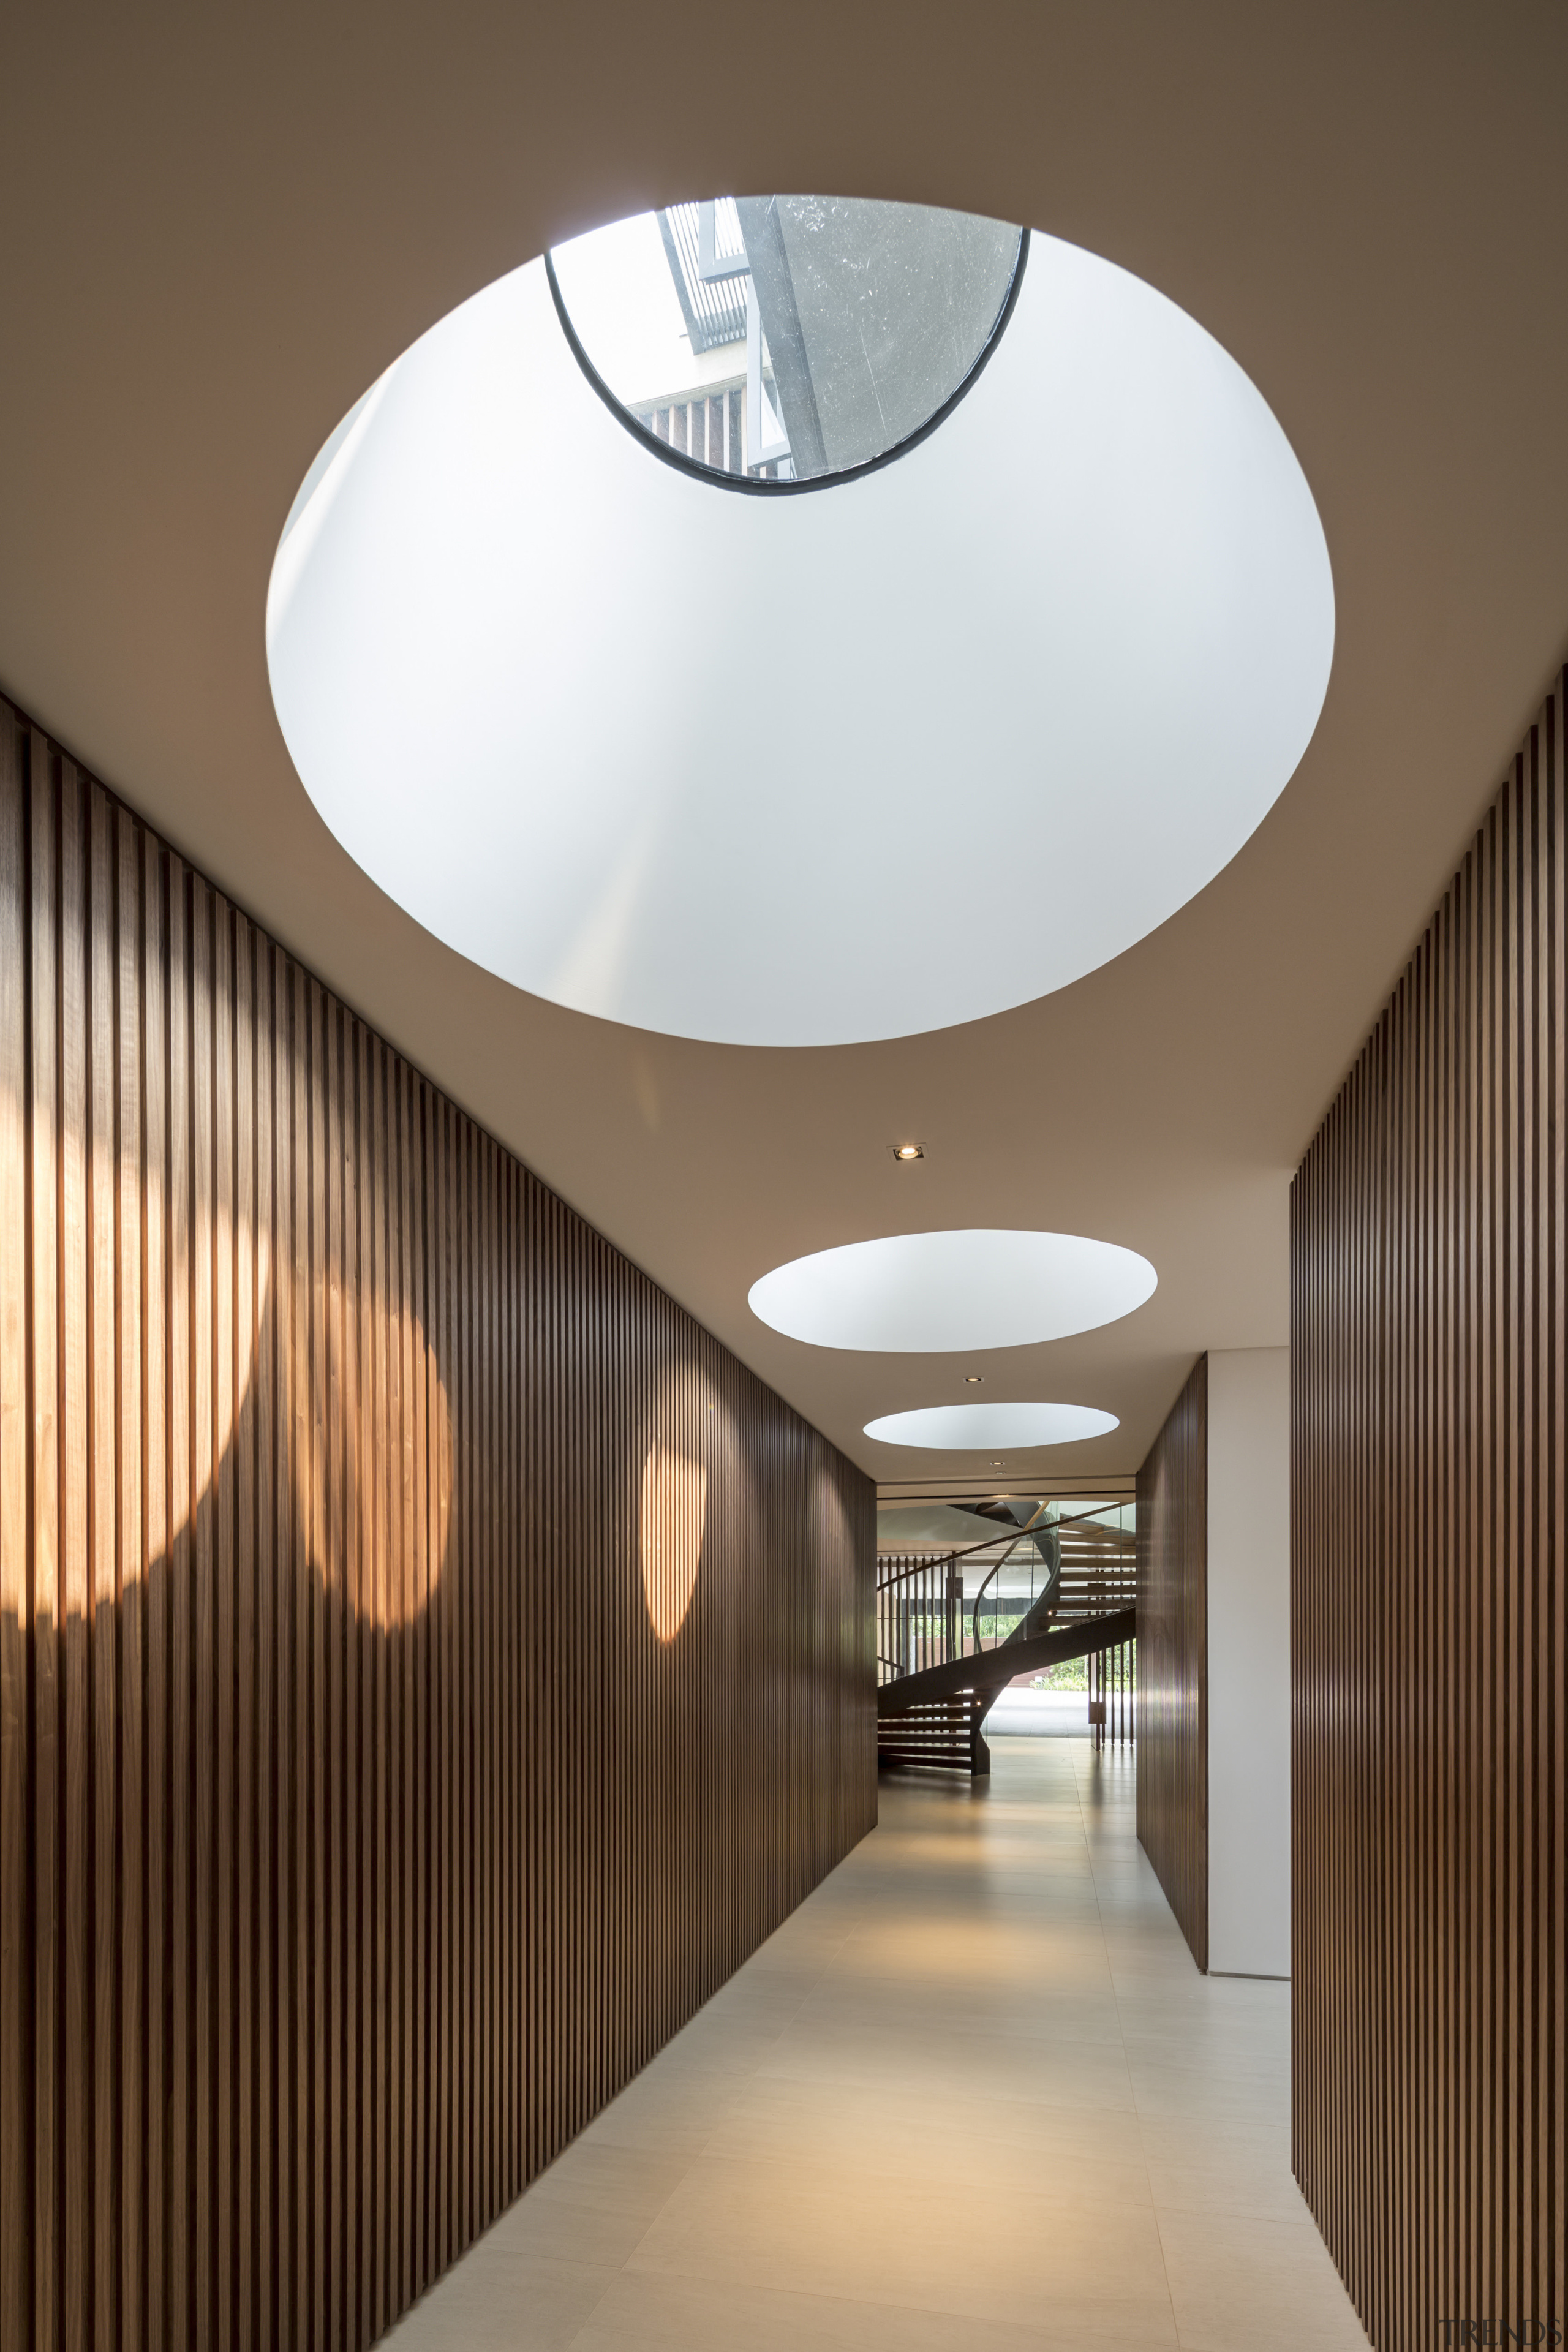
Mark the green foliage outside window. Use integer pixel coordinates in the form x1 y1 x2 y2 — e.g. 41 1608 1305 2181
1026 1648 1137 1696
1031 1659 1089 1692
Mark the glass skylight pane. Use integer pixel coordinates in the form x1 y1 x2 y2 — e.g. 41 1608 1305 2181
550 195 1025 486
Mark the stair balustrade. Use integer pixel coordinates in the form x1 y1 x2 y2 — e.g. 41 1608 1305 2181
875 1503 1137 1774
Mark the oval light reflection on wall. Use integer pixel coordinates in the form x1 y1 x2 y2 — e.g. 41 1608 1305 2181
864 1401 1118 1449
116 1154 454 1630
748 1230 1156 1352
639 1442 707 1642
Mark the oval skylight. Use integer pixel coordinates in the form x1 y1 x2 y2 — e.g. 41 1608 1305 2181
266 211 1334 1048
865 1402 1118 1449
747 1231 1156 1352
548 198 1025 487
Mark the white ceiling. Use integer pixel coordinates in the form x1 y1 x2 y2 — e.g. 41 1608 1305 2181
4 2 1566 1482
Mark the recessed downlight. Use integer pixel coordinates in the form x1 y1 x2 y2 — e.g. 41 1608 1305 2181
266 218 1333 1049
964 1374 984 1385
748 1230 1156 1352
891 1142 925 1163
865 1402 1118 1450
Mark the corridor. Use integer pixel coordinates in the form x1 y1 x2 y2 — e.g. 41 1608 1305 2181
385 1742 1367 2351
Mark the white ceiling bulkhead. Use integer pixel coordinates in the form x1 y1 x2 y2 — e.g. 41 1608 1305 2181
9 10 1558 1476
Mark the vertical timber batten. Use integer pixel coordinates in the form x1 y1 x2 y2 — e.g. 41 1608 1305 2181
0 693 877 2351
1135 1355 1208 1973
1293 669 1568 2350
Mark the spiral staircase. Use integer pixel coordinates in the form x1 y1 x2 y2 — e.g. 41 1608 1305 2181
876 1503 1136 1775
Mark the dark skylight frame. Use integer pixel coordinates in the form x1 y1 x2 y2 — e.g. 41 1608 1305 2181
546 202 1030 498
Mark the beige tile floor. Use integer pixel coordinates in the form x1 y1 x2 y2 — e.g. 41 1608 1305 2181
382 1738 1370 2351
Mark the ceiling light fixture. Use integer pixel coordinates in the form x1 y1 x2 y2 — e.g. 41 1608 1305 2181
891 1143 924 1163
748 1230 1156 1352
964 1374 984 1384
865 1401 1118 1449
266 218 1334 1049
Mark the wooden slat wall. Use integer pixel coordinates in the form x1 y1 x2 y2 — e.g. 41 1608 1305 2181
1293 669 1568 2350
0 698 878 2352
1134 1355 1208 1971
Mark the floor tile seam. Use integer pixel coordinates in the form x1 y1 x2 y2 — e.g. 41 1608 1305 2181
1167 2301 1373 2352
1069 1749 1170 2315
1147 2187 1319 2227
764 1771 1140 2126
1125 2036 1293 2062
618 2046 784 2099
685 1979 818 2035
556 2258 637 2352
676 1975 820 2028
710 2100 1164 2149
617 2247 1193 2334
780 2004 1131 2029
1130 2100 1293 2128
575 2095 747 2162
1150 2199 1359 2352
559 2128 731 2305
786 2025 1140 2057
1066 1755 1141 2104
579 2041 786 2174
1128 2078 1295 2105
383 2250 621 2346
696 2159 1162 2207
745 2066 1145 2117
578 2264 1166 2348
585 1934 840 2195
645 2138 1169 2212
780 1999 1133 2030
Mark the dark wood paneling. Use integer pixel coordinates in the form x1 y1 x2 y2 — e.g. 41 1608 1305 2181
1293 668 1568 2350
1135 1355 1208 1971
0 696 877 2350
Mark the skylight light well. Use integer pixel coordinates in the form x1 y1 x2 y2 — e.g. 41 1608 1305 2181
864 1402 1119 1449
747 1231 1157 1352
266 208 1335 1049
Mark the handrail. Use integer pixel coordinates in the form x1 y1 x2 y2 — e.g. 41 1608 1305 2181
968 1548 1017 1648
970 1528 1062 1654
876 1501 1134 1692
968 1520 1033 1621
875 1498 1130 1591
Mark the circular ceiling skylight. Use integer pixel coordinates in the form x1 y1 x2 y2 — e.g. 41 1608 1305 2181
266 204 1334 1048
549 198 1025 488
864 1401 1118 1449
747 1230 1156 1352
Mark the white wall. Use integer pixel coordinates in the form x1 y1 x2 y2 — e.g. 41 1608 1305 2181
1206 1348 1291 1977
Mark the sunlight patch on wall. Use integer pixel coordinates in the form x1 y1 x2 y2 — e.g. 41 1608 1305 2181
639 1441 707 1642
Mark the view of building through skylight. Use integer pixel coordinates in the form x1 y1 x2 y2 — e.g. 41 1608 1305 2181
549 197 1025 485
